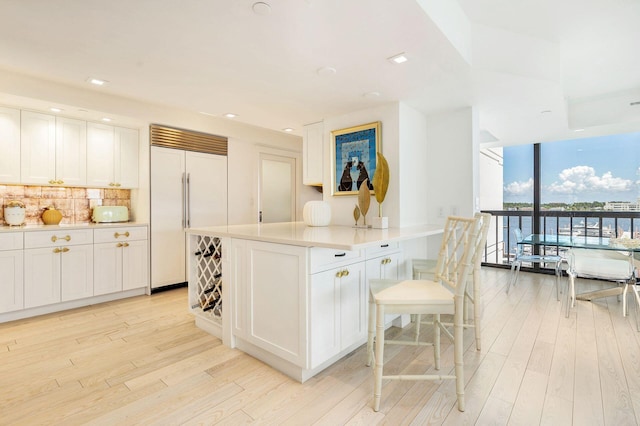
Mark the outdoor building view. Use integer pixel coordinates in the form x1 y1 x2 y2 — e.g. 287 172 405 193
481 131 640 265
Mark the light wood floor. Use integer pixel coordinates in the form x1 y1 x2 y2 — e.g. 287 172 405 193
2 268 640 425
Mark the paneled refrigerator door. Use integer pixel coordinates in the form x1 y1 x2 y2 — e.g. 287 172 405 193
185 151 228 228
151 146 187 289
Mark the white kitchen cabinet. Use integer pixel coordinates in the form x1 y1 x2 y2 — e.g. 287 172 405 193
55 117 87 187
309 261 366 368
302 121 324 186
94 226 148 295
0 232 24 313
87 123 139 188
24 229 94 308
365 244 402 280
20 111 56 185
20 112 86 186
233 240 307 367
0 106 21 184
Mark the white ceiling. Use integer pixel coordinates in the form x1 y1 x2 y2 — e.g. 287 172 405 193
0 0 639 146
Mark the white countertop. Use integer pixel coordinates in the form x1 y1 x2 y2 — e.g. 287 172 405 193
187 222 443 250
0 222 148 233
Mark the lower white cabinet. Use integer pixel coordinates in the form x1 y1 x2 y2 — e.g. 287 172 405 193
94 227 148 295
1 224 148 322
0 232 24 313
24 229 95 308
309 261 366 368
24 244 93 308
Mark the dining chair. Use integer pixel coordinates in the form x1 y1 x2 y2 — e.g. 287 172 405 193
410 212 491 350
506 227 564 300
367 215 481 412
623 279 640 331
566 247 635 318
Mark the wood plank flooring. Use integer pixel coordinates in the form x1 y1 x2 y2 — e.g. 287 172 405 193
1 268 640 425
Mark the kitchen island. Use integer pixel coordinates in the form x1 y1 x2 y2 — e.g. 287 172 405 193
186 222 442 382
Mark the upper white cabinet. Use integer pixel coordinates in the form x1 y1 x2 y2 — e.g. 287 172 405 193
302 121 324 186
20 111 56 185
55 117 87 187
87 123 139 188
21 112 87 186
0 106 21 184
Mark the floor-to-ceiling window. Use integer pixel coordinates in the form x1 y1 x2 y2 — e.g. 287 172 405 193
482 131 640 266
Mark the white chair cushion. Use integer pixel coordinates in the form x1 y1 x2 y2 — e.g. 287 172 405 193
374 279 454 309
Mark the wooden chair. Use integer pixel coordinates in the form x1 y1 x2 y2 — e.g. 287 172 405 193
507 227 564 300
367 215 481 412
623 279 640 331
410 212 491 351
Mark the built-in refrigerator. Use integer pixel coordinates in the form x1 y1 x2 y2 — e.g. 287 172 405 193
150 145 228 290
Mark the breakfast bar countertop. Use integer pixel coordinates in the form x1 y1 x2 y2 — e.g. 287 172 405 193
186 221 443 250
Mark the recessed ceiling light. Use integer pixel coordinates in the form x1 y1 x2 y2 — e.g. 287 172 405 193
252 1 271 15
224 113 237 118
388 53 408 64
540 110 552 114
363 91 381 99
283 128 294 132
102 117 112 122
50 107 63 113
87 77 108 86
317 66 337 76
574 128 585 132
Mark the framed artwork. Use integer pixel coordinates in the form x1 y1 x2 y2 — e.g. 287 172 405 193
331 121 381 196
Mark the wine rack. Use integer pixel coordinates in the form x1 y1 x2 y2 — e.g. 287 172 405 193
192 235 223 321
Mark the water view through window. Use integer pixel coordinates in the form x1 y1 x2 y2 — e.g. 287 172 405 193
503 132 640 249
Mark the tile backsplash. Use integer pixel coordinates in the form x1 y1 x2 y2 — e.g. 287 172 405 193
0 185 131 225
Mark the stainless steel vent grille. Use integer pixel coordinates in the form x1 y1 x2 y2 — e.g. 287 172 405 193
150 124 228 156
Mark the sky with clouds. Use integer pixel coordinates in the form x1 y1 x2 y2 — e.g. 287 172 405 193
503 132 640 204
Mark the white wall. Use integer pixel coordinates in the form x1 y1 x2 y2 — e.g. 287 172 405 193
398 103 429 226
0 69 318 224
425 107 478 223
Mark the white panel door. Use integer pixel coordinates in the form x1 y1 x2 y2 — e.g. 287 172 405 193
24 247 61 308
86 122 115 187
114 126 139 188
0 250 24 313
94 242 122 296
0 106 21 184
185 151 228 228
123 239 148 290
21 111 56 185
56 117 87 186
61 244 93 302
151 146 186 288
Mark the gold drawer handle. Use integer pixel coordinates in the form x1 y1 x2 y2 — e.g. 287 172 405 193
114 231 130 238
116 242 130 248
49 179 64 185
109 182 122 187
51 235 71 242
53 247 70 253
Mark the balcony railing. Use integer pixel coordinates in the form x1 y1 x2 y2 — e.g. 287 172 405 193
479 209 640 271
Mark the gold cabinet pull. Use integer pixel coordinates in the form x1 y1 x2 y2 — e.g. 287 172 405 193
382 258 391 265
114 231 130 238
109 182 122 187
116 242 130 248
53 247 70 253
336 269 350 278
51 235 71 242
49 179 56 184
123 242 129 247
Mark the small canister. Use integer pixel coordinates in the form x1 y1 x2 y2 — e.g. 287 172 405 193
4 200 26 226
